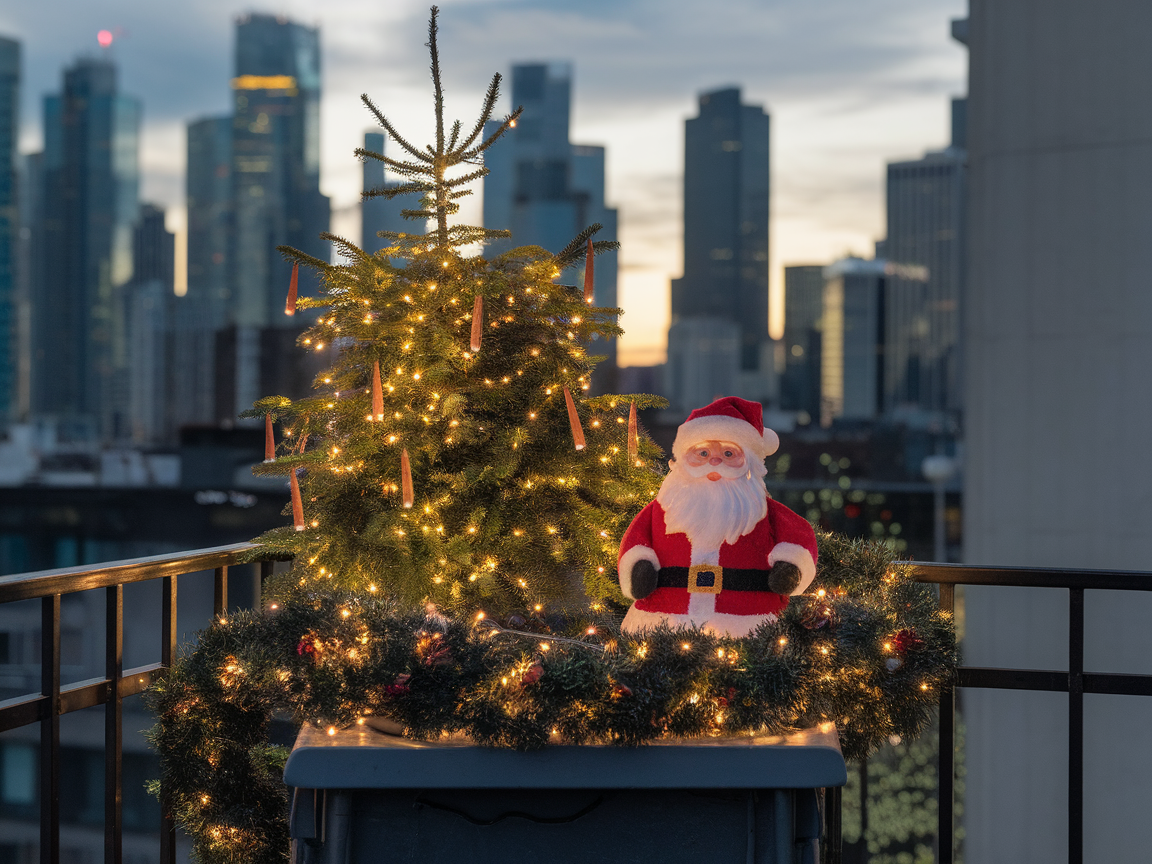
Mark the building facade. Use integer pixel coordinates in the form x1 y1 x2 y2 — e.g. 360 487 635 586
226 13 329 418
0 37 17 425
124 204 174 444
964 2 1152 859
819 258 887 425
883 106 966 423
667 87 772 414
32 58 140 440
482 63 618 391
780 264 824 423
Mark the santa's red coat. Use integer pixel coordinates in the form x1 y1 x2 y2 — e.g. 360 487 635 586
618 498 818 628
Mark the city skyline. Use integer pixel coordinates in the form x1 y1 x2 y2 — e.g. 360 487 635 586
0 0 967 366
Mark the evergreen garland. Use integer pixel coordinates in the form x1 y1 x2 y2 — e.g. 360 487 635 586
147 531 955 864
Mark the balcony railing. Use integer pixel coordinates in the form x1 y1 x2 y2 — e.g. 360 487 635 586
0 543 266 864
2 547 1151 864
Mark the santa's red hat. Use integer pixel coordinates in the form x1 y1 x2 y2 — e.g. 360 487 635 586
671 396 780 462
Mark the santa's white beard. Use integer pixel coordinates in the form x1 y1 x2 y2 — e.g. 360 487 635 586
657 460 768 550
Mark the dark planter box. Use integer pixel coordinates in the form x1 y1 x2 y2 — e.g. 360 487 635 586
285 724 846 864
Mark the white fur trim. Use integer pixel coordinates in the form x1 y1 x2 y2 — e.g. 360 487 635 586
622 605 778 638
618 545 659 600
672 415 779 461
768 542 817 594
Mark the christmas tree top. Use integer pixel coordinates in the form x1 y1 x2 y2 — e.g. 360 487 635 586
245 6 666 615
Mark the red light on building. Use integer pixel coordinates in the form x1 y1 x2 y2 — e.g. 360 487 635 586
97 30 114 48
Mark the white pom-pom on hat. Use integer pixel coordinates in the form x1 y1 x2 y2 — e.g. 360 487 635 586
671 396 779 461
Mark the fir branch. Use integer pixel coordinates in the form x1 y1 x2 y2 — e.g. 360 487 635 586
360 94 433 163
455 73 503 153
320 232 370 263
276 245 332 271
461 107 524 160
353 147 433 178
362 181 434 200
443 167 489 189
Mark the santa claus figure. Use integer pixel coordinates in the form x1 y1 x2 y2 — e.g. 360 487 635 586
618 397 817 637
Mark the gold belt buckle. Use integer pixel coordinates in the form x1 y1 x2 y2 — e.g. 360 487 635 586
688 564 723 594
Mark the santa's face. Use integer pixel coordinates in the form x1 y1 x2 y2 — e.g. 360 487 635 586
682 440 746 482
658 440 767 549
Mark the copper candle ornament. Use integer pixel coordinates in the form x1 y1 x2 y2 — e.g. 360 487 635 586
264 414 275 462
290 469 305 531
470 295 483 352
583 237 594 303
400 448 414 508
628 401 639 462
563 387 586 450
285 261 299 316
371 360 384 420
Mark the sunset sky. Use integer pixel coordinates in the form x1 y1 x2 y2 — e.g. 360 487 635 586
1 0 968 365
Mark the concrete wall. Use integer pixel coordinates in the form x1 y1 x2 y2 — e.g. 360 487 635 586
964 2 1152 860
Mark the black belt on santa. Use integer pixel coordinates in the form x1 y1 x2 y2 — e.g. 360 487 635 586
657 565 773 594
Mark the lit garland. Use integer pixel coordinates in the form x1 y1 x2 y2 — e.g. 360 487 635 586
148 531 954 864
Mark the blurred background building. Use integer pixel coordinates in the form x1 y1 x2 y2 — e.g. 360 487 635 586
31 57 140 441
0 37 17 428
664 86 774 416
963 1 1152 859
482 62 619 392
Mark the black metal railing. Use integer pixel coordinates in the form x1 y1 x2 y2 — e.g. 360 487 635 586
4 548 1152 864
0 543 266 864
909 563 1152 864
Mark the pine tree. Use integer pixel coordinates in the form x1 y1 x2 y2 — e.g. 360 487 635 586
246 7 665 615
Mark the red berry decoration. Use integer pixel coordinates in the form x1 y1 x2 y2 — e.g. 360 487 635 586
801 600 833 630
296 638 316 657
384 673 412 696
520 661 544 687
893 629 925 656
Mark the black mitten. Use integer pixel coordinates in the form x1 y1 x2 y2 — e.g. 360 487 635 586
629 559 659 600
767 560 801 595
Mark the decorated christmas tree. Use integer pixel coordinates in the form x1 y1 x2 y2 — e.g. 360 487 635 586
244 6 663 616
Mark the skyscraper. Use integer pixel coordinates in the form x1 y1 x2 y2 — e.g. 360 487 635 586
482 63 618 390
125 204 174 444
819 258 886 425
780 265 824 423
226 13 329 417
0 37 18 425
33 57 140 439
666 87 772 414
186 116 231 329
882 103 966 422
176 116 232 429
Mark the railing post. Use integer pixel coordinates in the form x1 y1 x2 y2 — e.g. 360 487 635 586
937 582 955 864
1069 587 1084 864
106 585 123 864
40 594 61 864
824 785 842 864
214 565 228 619
259 559 274 609
160 575 178 864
